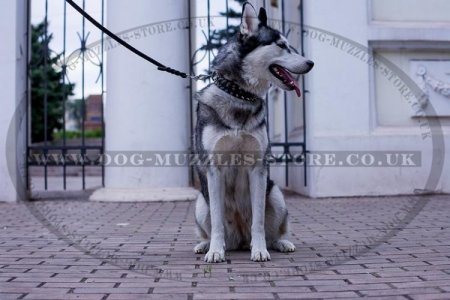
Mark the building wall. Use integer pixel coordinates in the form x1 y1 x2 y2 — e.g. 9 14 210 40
298 0 450 197
0 0 28 202
259 0 450 197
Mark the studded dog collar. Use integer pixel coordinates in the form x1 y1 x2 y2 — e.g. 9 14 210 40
211 73 263 103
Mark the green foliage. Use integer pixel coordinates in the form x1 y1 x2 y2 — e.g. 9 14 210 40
52 128 103 140
30 21 75 143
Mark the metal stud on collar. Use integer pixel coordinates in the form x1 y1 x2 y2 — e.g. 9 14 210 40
211 73 263 103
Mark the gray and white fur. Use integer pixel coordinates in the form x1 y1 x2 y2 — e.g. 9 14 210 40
193 3 314 263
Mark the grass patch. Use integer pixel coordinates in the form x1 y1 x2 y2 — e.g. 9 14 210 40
52 129 103 140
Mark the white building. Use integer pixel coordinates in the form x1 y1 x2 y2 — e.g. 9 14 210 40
267 0 450 197
1 0 449 202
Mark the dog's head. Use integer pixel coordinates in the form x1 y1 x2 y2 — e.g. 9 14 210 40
212 3 314 97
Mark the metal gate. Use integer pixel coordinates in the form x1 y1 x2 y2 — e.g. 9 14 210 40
27 0 105 193
188 0 308 187
27 0 307 193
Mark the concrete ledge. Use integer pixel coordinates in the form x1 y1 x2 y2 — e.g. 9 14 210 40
89 187 199 202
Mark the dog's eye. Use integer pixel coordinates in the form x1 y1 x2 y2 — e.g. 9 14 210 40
276 43 291 53
276 43 288 49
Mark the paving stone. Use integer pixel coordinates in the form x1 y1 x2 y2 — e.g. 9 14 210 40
409 293 450 300
314 283 390 292
277 291 358 298
392 280 450 289
360 296 409 300
0 294 26 300
0 194 448 299
194 292 275 299
107 295 182 300
24 294 106 300
438 286 450 292
348 276 423 284
73 287 149 294
360 287 442 297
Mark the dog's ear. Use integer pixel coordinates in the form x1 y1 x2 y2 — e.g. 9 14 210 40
240 2 258 35
258 7 267 27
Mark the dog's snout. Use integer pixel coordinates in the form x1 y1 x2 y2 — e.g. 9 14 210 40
306 60 314 68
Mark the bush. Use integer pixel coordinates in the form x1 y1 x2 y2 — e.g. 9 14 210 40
52 129 103 140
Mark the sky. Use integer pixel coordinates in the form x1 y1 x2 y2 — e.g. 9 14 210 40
32 0 104 100
31 0 242 100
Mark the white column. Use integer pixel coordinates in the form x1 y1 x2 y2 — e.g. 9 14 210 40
298 0 371 197
0 0 28 202
90 0 198 201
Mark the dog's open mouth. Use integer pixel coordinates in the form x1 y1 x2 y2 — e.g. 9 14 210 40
269 65 301 97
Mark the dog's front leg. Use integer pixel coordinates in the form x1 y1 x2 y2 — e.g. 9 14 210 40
249 167 270 262
204 167 226 263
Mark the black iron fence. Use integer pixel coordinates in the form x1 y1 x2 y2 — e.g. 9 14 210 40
188 0 308 186
27 0 307 193
27 0 105 192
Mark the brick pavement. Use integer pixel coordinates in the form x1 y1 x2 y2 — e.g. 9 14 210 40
0 194 449 299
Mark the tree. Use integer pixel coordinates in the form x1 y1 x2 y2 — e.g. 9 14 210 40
200 0 246 52
30 21 75 143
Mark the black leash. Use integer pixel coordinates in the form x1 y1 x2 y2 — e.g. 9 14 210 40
65 0 210 81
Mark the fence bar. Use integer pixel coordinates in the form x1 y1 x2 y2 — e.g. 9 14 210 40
62 0 67 190
25 0 31 191
300 0 307 186
207 0 211 73
263 0 270 178
43 0 49 190
101 0 105 187
281 0 290 187
225 0 229 41
28 145 103 150
81 0 86 190
188 0 195 185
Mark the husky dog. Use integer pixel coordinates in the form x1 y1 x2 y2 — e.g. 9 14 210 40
193 3 314 263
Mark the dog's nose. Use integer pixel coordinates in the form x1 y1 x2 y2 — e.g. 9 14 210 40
306 60 314 68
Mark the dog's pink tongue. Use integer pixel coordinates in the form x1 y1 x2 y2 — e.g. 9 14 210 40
279 67 301 97
293 81 301 97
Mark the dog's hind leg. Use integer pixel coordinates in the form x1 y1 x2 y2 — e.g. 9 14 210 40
194 193 211 254
194 241 210 254
265 184 296 253
271 239 295 253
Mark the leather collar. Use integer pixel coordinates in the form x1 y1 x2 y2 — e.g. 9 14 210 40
211 73 263 103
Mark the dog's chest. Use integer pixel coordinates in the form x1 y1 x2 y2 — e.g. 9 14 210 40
202 126 268 155
216 131 258 152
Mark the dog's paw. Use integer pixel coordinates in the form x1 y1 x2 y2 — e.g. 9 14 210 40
204 248 225 263
251 248 271 262
194 241 210 254
272 240 296 253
